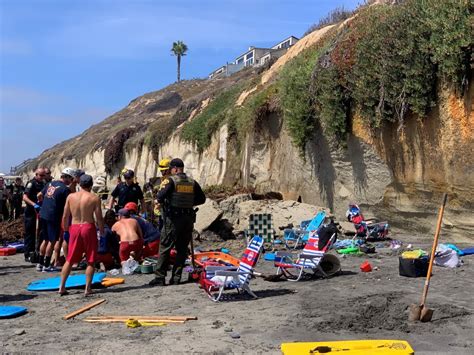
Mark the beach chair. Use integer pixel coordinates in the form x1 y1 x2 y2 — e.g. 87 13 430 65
245 213 276 249
199 236 264 302
274 231 340 282
283 211 326 249
346 204 389 241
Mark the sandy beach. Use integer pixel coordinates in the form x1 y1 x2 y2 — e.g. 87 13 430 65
1 231 473 354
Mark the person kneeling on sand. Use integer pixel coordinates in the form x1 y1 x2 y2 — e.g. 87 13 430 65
96 209 120 270
124 202 160 258
112 208 144 264
59 174 104 297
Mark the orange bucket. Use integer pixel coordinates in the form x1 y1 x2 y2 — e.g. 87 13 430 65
360 261 372 272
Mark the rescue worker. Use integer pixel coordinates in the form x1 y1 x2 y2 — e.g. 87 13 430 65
36 168 73 272
0 177 10 222
8 177 25 220
124 202 160 257
22 168 46 262
149 158 206 286
155 158 172 231
107 169 145 213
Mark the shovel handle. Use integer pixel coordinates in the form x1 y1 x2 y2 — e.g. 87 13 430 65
420 193 447 306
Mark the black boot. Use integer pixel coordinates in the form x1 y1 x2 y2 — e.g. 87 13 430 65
148 277 166 287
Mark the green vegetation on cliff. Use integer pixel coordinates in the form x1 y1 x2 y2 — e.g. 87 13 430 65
279 0 472 153
181 84 244 152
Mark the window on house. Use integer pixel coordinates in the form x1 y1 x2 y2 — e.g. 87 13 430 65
246 51 254 59
236 57 244 64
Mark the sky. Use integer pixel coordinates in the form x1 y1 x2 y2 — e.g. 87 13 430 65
0 0 360 173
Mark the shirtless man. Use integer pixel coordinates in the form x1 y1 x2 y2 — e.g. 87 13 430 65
59 174 104 296
112 208 143 264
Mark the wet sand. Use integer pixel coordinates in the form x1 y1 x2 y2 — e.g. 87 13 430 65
0 233 473 354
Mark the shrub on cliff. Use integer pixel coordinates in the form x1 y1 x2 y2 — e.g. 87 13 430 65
181 84 244 152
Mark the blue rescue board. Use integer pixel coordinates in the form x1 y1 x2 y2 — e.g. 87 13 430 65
0 305 27 319
27 273 106 291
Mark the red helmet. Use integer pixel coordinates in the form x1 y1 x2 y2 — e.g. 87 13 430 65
124 202 138 214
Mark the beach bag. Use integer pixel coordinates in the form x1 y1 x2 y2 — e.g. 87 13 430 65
399 256 429 277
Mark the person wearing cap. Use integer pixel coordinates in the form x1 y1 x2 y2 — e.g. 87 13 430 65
112 208 144 264
59 174 105 296
149 158 206 286
108 169 145 214
22 168 46 262
124 202 160 257
154 158 172 230
36 167 74 272
51 168 85 267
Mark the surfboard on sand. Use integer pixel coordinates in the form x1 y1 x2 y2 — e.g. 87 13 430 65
0 305 28 319
281 340 414 355
27 273 107 291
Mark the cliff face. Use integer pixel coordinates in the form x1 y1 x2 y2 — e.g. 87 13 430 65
23 79 473 239
21 5 473 240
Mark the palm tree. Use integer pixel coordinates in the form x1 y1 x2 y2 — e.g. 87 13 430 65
171 41 188 82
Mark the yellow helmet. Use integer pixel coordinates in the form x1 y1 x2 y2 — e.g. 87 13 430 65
158 158 171 171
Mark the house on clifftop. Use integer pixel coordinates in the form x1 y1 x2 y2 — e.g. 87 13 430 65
209 35 299 79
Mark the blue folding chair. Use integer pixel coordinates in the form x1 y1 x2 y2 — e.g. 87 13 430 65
284 211 326 249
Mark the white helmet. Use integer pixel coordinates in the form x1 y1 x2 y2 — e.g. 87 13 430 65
61 167 76 178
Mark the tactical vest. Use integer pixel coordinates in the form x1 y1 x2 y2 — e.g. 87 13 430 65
169 175 195 209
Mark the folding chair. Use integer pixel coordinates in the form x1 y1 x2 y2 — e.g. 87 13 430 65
346 204 389 240
245 213 276 249
283 211 326 249
199 236 264 302
274 232 340 282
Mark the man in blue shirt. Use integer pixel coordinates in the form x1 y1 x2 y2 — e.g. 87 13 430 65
36 168 74 272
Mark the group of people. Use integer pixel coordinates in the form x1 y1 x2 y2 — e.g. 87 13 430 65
0 176 27 221
21 157 206 296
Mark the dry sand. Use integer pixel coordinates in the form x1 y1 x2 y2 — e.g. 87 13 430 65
1 233 473 354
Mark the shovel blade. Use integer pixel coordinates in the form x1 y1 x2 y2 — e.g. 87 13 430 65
408 303 422 321
420 307 434 322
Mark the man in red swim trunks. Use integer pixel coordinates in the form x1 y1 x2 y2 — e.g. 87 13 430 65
112 208 143 264
59 174 104 296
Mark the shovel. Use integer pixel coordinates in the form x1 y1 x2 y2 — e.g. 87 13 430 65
30 212 41 264
409 193 447 322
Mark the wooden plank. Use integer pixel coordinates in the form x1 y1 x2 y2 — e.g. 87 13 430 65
63 299 106 320
83 318 185 324
87 315 197 321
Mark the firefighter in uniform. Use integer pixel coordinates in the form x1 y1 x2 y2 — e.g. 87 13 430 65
149 158 206 286
23 168 46 262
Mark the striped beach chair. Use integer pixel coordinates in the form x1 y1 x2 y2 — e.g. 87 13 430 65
274 231 340 281
199 236 264 302
284 211 326 249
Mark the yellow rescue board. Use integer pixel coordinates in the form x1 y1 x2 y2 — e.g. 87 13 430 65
101 278 125 287
281 340 414 355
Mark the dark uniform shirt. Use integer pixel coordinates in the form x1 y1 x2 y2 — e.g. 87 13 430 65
157 173 206 211
9 183 25 203
24 179 45 213
111 182 144 208
39 180 71 223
